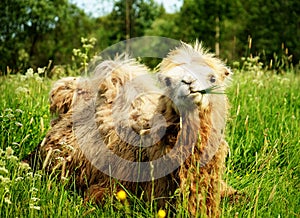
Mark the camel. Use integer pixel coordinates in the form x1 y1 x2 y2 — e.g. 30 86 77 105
33 41 234 217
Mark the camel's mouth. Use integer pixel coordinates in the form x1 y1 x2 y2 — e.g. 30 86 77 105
187 85 225 108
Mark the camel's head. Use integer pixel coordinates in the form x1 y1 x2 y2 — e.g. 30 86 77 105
159 41 231 111
158 42 232 166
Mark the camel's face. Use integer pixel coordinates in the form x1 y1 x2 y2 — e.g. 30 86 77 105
159 43 231 111
161 62 222 110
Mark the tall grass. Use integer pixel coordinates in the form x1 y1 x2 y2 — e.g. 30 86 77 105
222 68 300 217
0 64 299 217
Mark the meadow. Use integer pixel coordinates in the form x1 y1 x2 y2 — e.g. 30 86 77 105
0 58 299 217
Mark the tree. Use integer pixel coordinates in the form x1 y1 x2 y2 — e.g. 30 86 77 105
145 13 178 38
36 3 96 66
240 0 300 65
0 0 96 72
103 0 164 42
171 0 235 56
0 0 63 71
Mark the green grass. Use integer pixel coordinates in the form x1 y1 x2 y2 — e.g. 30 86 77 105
0 67 299 217
222 70 300 217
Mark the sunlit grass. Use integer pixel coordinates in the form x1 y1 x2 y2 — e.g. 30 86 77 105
222 70 300 217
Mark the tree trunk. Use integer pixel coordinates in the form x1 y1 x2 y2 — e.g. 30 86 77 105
215 16 220 56
125 0 131 52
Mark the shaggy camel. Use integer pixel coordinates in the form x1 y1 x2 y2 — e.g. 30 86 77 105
32 42 235 217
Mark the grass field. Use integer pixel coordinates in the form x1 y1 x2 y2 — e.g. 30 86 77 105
0 63 299 217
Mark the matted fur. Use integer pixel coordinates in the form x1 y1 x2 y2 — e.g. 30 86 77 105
36 42 234 217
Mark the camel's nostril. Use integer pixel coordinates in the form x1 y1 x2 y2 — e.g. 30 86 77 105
181 79 192 85
182 74 197 85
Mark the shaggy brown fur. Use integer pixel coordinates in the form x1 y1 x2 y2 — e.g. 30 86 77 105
35 42 234 217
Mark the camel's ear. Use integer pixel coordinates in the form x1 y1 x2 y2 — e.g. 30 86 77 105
224 67 231 76
49 77 78 116
222 67 232 81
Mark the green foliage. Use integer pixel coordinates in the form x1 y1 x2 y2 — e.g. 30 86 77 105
0 0 64 71
174 0 220 46
102 0 164 42
145 14 179 38
72 37 98 76
0 0 96 73
1 0 300 74
240 0 300 64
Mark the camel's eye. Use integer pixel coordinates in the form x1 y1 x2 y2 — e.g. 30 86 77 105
209 75 216 83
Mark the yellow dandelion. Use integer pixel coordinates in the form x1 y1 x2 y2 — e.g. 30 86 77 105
157 209 166 218
116 190 127 201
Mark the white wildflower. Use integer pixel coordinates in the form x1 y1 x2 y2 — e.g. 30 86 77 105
29 204 41 210
5 113 15 119
26 68 34 78
72 48 81 56
81 37 88 44
4 197 12 204
0 175 11 184
83 44 93 49
30 187 39 192
80 53 88 60
0 167 9 175
31 197 40 202
6 146 14 156
4 108 13 113
89 37 97 45
7 155 18 162
16 87 30 95
15 109 24 113
19 162 31 171
37 67 46 74
20 75 26 81
15 122 23 127
15 176 24 181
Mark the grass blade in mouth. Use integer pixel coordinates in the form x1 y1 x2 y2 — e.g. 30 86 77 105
197 85 225 94
197 86 225 95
